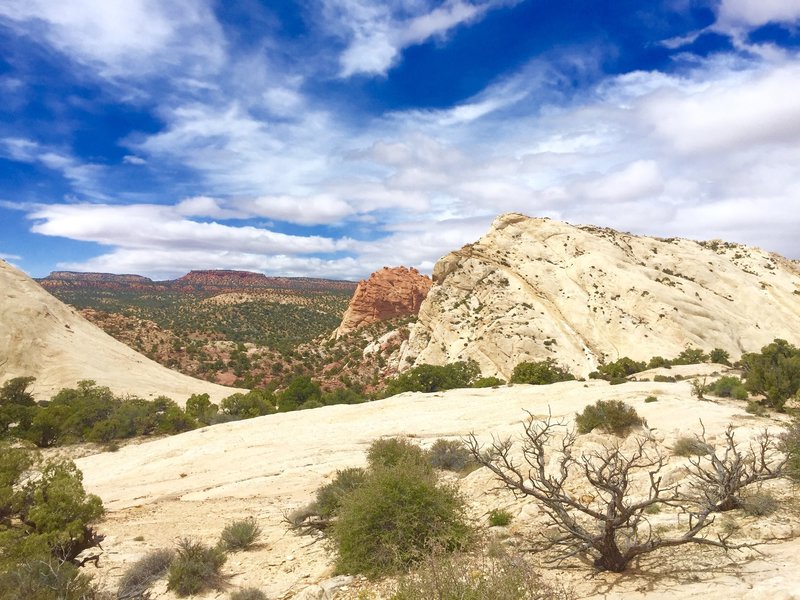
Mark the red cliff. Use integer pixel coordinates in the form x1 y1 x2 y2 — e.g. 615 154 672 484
335 267 432 337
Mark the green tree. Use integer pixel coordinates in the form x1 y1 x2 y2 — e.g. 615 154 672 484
384 361 480 396
278 376 321 411
589 357 646 381
0 377 36 436
0 446 103 571
741 339 800 410
510 359 574 385
185 393 219 425
220 390 275 419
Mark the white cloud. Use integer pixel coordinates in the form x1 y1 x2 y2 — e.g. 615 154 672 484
0 0 225 79
328 0 516 77
28 203 354 255
715 0 800 30
640 63 800 153
122 155 146 165
0 138 106 198
57 248 364 280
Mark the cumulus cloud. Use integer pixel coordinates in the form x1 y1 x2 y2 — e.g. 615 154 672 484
28 203 354 255
715 0 800 30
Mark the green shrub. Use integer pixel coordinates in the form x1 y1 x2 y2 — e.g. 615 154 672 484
219 518 261 551
672 436 710 457
575 400 643 436
117 548 174 599
781 418 800 481
709 348 731 365
644 395 658 403
167 538 226 596
385 361 480 395
510 360 574 385
488 508 513 527
745 400 769 416
653 374 676 383
673 347 708 365
427 439 473 472
230 589 267 600
315 468 368 519
0 558 99 600
471 376 505 388
741 339 800 410
709 376 748 400
647 356 671 369
332 460 470 577
392 548 569 600
741 492 778 517
589 357 646 381
367 437 428 469
220 390 275 419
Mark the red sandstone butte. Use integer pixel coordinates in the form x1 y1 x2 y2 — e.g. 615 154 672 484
335 266 432 337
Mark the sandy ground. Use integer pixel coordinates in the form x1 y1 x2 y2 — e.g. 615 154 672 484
76 375 800 599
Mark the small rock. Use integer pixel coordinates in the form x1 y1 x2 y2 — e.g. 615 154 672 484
292 584 324 600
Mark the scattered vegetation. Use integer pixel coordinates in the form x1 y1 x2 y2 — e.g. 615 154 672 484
229 588 267 600
686 423 785 512
708 376 748 400
741 491 778 517
741 339 800 411
575 400 643 436
219 518 262 551
290 437 471 578
167 538 227 596
488 508 513 527
589 357 646 381
672 436 711 457
427 439 474 472
467 415 753 573
509 360 575 385
117 548 174 599
384 361 480 395
0 445 104 599
391 547 570 600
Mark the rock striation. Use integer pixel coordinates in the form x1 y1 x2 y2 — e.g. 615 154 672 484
0 260 240 403
334 267 432 337
399 213 800 379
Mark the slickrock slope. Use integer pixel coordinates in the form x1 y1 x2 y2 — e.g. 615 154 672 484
400 213 800 378
334 266 432 337
76 377 800 599
0 260 240 403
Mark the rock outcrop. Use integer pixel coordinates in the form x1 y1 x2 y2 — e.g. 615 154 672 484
334 267 432 337
399 213 800 379
0 260 240 403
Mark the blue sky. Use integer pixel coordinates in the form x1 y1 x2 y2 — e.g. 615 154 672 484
1 0 799 280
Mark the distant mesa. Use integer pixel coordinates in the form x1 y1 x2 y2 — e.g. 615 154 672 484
334 266 433 338
38 269 357 295
1 260 239 403
399 213 800 379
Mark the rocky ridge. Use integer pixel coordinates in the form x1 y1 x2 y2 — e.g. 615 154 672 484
38 269 357 295
0 260 239 403
334 266 432 337
399 213 800 379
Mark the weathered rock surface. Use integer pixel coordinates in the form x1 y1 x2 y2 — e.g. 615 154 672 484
334 267 432 337
0 260 240 403
399 213 800 379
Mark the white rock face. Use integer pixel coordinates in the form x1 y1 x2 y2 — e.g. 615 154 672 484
400 214 800 378
0 259 240 404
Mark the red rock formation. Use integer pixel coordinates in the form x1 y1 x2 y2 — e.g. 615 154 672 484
335 267 432 337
